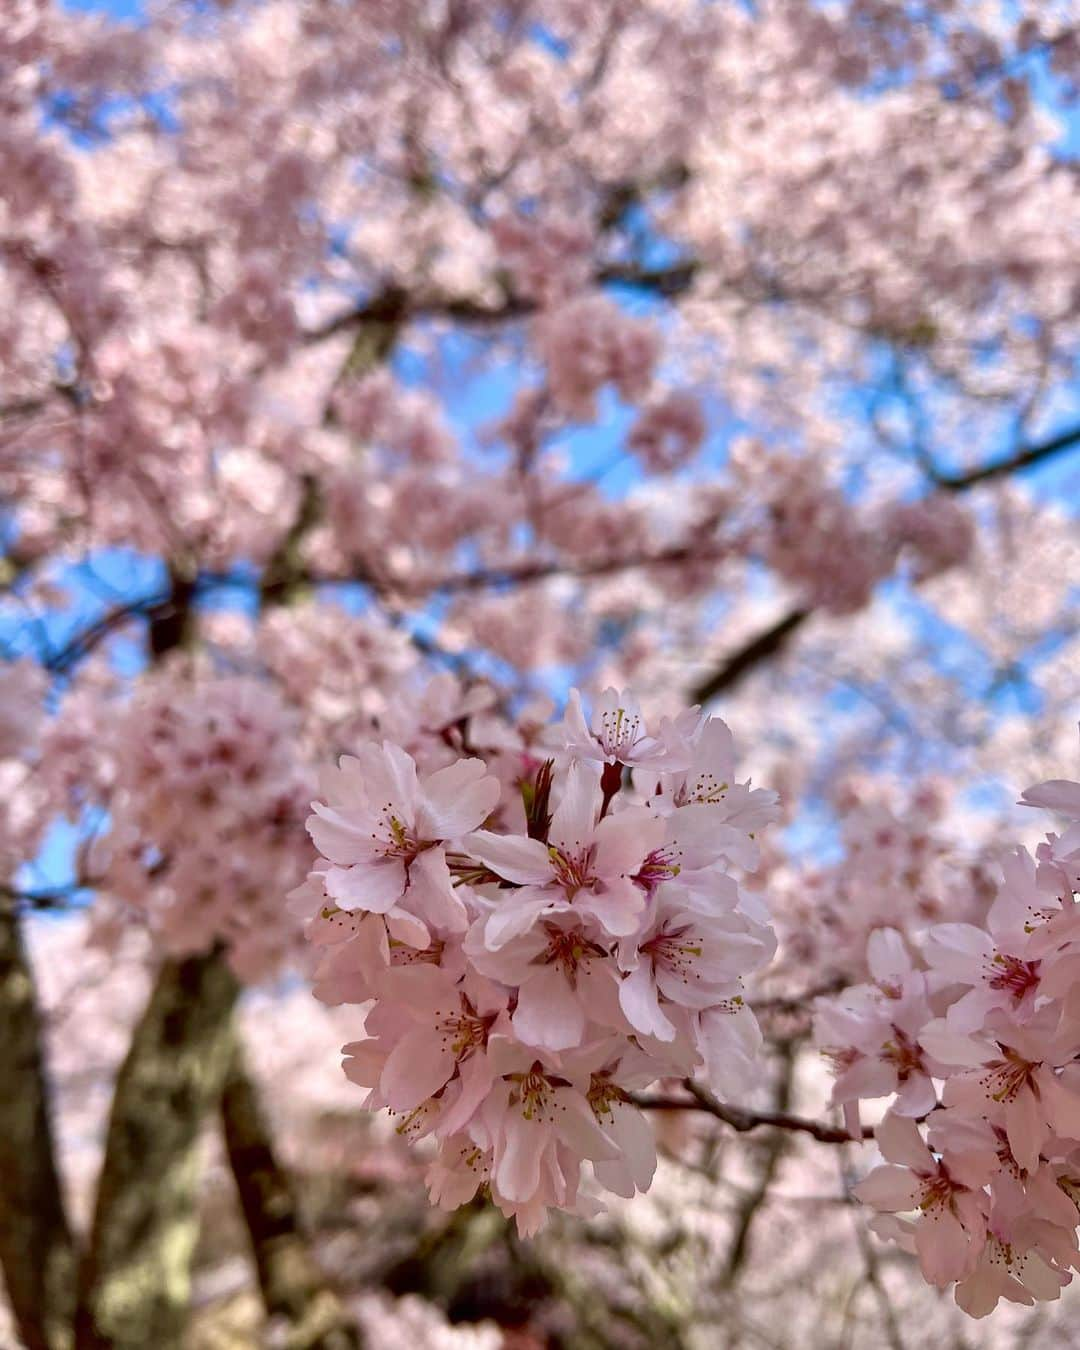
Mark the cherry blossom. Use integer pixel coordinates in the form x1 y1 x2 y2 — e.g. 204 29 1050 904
308 743 500 936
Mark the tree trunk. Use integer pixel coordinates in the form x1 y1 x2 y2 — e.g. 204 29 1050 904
73 950 238 1350
0 908 77 1350
221 1041 361 1349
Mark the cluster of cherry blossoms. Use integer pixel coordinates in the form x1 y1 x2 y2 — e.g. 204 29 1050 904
292 687 779 1233
816 775 1080 1317
92 668 313 980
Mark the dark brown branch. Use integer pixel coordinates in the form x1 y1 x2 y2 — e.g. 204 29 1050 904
301 262 698 345
221 1040 361 1350
412 542 730 594
147 565 199 658
74 951 240 1350
0 909 77 1350
633 1077 870 1146
934 420 1080 491
596 259 699 296
691 608 810 704
259 473 323 606
45 590 173 674
0 881 89 913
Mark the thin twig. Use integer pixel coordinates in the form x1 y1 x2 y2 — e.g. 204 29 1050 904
632 1079 871 1145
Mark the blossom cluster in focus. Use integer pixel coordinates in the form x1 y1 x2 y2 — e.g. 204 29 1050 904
292 687 779 1233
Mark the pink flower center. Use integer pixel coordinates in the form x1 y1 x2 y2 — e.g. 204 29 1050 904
374 803 425 861
679 770 728 806
588 1073 629 1120
547 843 598 898
881 1026 924 1082
983 1047 1037 1104
918 1166 960 1213
391 938 445 966
823 1046 860 1075
436 995 494 1059
986 952 1041 1001
597 705 642 758
633 847 681 896
641 923 704 981
540 923 607 975
508 1062 560 1121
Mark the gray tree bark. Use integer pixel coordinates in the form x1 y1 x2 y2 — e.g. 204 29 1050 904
73 950 238 1350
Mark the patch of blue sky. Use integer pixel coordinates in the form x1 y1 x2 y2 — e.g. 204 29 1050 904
63 0 143 18
0 550 164 670
16 813 101 913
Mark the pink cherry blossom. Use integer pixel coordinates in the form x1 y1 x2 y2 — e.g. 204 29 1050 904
465 759 666 945
308 743 500 932
853 1112 990 1286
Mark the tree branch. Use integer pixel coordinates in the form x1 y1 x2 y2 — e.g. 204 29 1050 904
44 591 174 675
933 420 1080 491
633 1077 869 1146
74 568 233 1350
301 262 699 344
691 608 810 704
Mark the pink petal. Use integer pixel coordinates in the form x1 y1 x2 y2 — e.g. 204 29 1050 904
362 741 419 819
417 759 500 838
1005 1086 1045 1174
592 806 665 874
831 1055 896 1104
307 804 373 864
1020 780 1080 818
954 1256 1002 1319
923 923 992 979
866 927 912 984
407 847 468 931
593 1103 657 1198
385 909 430 949
552 1087 619 1161
438 1051 494 1137
466 830 552 885
876 1112 934 1171
380 1025 455 1111
919 1020 990 1068
618 963 676 1041
484 890 556 949
341 1040 384 1089
894 1073 939 1119
1037 1068 1080 1142
324 858 407 913
495 1111 548 1202
852 1164 923 1212
549 758 600 850
513 965 585 1051
579 876 645 937
915 1206 975 1286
